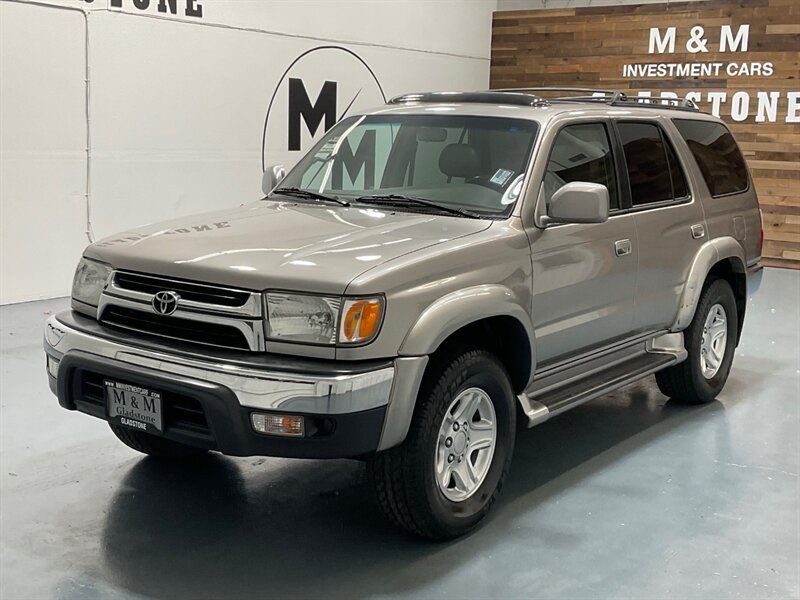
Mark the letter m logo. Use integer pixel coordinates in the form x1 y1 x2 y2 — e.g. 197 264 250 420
648 27 676 54
288 78 337 151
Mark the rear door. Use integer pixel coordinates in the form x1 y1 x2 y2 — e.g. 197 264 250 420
613 119 707 333
529 120 639 365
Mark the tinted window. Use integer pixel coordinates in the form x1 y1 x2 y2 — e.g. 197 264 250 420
617 122 675 206
673 119 748 197
543 123 618 209
665 136 689 198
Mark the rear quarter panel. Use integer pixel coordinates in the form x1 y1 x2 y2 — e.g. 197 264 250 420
701 186 762 268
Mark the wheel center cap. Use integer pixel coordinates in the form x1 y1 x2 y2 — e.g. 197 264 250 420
453 431 467 454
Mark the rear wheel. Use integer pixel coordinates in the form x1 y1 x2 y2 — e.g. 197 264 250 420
656 278 738 404
110 424 209 459
368 348 515 540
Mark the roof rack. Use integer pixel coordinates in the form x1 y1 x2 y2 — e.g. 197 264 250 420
490 87 700 112
388 91 549 107
388 88 699 112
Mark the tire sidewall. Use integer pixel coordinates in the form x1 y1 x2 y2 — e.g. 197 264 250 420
420 352 516 534
687 279 738 401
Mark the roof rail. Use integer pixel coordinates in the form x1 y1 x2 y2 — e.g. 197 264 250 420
492 87 619 96
388 91 547 107
387 88 700 112
489 87 700 112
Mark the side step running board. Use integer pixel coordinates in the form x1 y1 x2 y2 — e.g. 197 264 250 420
518 351 679 428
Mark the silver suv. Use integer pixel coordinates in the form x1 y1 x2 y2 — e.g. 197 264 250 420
44 89 762 539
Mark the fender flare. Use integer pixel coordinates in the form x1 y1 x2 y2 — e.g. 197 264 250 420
399 284 535 369
672 236 746 331
378 285 535 451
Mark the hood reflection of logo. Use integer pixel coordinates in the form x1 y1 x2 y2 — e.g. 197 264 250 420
261 46 386 170
152 291 180 316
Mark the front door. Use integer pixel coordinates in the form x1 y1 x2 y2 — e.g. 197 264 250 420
528 121 638 365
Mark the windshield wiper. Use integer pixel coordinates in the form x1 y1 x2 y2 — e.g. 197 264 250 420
271 187 350 207
354 194 481 219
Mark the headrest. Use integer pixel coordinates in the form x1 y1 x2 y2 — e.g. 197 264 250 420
439 144 480 178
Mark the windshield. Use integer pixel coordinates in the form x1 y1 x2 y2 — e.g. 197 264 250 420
274 114 539 217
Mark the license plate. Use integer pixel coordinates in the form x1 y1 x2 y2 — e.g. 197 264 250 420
105 380 163 433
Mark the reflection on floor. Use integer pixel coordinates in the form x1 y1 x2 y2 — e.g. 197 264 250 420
1 268 798 599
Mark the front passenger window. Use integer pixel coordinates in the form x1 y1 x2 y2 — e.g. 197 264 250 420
544 123 618 210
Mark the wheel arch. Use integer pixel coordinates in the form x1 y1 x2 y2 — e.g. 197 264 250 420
379 287 535 452
707 258 747 345
399 284 536 393
673 237 747 343
428 315 533 394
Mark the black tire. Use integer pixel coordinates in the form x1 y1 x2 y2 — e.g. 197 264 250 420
656 278 738 404
109 424 209 459
368 348 516 540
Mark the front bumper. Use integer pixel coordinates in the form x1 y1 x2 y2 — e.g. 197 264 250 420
44 311 411 458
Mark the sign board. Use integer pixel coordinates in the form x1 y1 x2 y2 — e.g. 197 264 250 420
491 0 799 268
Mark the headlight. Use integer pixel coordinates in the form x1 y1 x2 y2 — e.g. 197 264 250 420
265 293 341 345
72 257 112 309
264 293 383 346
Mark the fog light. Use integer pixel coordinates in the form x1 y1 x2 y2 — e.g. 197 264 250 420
251 413 304 437
47 356 60 378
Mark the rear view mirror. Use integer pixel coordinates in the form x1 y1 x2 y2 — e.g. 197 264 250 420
417 127 447 142
262 164 286 195
543 182 609 226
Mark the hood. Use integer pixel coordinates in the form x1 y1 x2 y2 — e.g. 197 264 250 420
85 201 491 294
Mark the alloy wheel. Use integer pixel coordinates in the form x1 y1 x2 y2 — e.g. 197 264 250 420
434 387 497 502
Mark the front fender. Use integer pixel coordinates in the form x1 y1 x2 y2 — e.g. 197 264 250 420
378 285 534 451
399 284 535 358
672 236 746 331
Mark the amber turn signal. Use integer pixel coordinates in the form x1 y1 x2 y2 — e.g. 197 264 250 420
340 298 383 344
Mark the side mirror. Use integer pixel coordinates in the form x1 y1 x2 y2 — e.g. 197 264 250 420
543 181 609 225
262 164 286 195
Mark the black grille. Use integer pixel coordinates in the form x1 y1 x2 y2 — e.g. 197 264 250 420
100 305 250 350
80 374 106 409
78 370 211 436
114 272 251 307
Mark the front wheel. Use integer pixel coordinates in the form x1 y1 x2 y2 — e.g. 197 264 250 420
656 277 738 404
368 348 516 540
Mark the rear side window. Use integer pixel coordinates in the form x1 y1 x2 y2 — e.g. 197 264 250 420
665 137 689 198
616 122 688 206
673 119 748 197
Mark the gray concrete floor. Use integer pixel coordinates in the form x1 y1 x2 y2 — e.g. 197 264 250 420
1 268 798 600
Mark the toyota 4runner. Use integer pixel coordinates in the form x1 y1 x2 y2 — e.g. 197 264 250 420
44 89 762 539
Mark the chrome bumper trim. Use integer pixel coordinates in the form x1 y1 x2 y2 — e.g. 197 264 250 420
44 313 394 415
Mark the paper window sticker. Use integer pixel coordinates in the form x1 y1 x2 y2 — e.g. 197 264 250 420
490 168 515 186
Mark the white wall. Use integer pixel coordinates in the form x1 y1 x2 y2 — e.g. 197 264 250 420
0 0 496 304
0 2 89 305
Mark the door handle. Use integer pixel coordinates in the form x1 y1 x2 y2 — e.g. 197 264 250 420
614 239 632 257
691 224 705 239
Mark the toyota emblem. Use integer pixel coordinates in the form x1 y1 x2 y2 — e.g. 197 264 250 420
152 291 180 316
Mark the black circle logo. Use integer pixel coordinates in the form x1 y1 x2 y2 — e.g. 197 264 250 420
262 46 385 171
